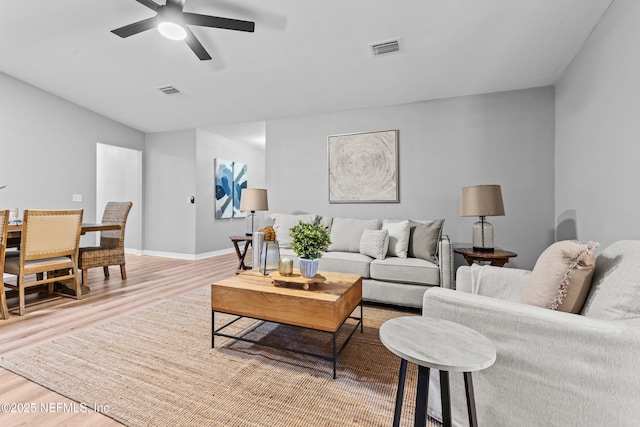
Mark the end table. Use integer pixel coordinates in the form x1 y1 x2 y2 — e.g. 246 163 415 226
380 316 496 427
454 248 517 267
229 235 252 274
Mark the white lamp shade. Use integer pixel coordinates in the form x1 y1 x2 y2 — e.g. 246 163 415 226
240 188 269 212
460 185 505 217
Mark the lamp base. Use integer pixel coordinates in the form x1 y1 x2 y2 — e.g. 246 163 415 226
245 211 256 236
472 217 495 253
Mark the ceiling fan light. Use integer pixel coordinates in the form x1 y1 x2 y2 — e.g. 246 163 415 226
158 21 187 41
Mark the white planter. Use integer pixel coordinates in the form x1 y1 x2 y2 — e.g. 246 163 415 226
298 258 319 278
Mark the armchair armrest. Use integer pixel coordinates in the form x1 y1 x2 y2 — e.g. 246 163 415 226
456 264 531 302
438 235 454 289
422 287 640 427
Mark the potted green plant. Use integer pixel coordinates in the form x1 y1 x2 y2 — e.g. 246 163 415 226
289 221 331 278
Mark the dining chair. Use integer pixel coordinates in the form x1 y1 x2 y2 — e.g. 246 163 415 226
4 209 83 316
0 210 9 319
78 202 132 285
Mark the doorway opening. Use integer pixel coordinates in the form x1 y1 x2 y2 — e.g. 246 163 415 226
96 143 142 253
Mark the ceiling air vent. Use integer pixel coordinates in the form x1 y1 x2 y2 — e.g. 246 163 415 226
157 85 180 95
370 39 401 57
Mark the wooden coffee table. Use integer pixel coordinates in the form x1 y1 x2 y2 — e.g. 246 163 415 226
211 269 363 378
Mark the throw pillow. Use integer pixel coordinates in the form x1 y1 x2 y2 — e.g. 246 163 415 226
327 218 381 253
318 216 333 231
382 220 411 259
580 240 640 319
410 219 445 263
359 229 389 260
269 213 319 249
521 240 598 313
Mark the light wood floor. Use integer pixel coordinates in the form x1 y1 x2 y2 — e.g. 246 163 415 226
0 252 239 426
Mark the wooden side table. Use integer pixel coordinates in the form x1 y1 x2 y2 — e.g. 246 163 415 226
229 235 252 274
380 316 496 427
454 248 517 267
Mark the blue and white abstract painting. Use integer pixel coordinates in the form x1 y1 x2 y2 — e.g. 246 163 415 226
215 158 248 219
233 162 247 218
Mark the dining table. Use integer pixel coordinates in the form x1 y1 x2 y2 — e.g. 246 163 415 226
7 222 121 239
5 222 122 294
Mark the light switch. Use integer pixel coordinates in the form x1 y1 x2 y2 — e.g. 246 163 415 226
72 194 83 202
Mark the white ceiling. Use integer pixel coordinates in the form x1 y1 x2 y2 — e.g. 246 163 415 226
0 0 612 135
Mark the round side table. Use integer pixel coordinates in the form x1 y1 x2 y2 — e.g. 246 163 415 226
380 316 496 427
454 248 517 267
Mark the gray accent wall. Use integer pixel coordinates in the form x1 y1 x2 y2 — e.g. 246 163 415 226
144 129 197 256
195 129 266 255
266 87 556 269
143 128 266 257
0 71 145 247
555 0 640 251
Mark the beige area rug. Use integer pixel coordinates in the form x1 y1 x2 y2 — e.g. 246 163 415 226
0 287 440 427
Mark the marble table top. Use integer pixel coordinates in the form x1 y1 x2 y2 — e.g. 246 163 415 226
379 316 496 372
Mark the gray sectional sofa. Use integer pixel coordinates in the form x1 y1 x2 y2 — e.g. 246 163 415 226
255 213 453 308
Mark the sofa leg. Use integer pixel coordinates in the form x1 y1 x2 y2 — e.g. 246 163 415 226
120 265 127 280
103 266 110 278
82 269 88 286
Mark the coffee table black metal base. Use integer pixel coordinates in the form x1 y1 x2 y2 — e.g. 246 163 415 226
212 300 363 379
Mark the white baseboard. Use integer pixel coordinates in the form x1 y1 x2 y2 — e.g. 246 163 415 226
135 248 234 260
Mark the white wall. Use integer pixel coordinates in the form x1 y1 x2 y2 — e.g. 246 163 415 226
555 0 640 250
144 129 197 256
266 87 556 269
195 129 266 255
0 71 144 235
96 143 142 251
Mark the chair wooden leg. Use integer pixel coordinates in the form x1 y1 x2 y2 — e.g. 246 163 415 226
103 266 110 278
73 266 82 300
120 265 127 280
47 272 54 295
0 286 8 320
18 281 25 316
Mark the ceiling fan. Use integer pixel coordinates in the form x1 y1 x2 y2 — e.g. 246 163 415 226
111 0 255 60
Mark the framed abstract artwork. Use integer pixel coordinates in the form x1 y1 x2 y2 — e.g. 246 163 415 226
232 162 247 218
327 129 399 203
215 158 248 219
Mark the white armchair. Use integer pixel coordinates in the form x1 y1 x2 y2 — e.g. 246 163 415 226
422 241 640 427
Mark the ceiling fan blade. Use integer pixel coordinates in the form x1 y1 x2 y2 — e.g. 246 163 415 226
183 12 255 32
184 27 212 60
112 17 158 38
134 0 161 11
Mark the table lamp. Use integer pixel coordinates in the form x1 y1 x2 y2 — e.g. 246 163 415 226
460 185 505 252
239 188 268 236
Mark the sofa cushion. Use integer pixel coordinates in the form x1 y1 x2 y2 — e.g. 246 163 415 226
581 240 640 319
409 219 445 263
382 220 410 258
318 216 333 231
269 213 319 249
370 257 440 286
327 218 381 253
521 240 597 313
359 229 389 260
318 251 372 278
